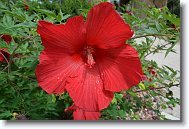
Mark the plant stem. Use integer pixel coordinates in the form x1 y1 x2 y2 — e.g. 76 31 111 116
8 38 23 73
131 34 172 39
0 51 10 72
0 51 9 64
135 83 180 93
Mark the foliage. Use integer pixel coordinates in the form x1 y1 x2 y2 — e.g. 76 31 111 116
0 0 180 120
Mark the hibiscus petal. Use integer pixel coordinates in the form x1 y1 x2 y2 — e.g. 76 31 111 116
97 44 143 92
37 16 85 54
0 50 10 62
65 104 101 120
73 109 100 120
35 51 83 94
0 34 12 43
85 2 133 49
66 65 114 111
0 54 4 62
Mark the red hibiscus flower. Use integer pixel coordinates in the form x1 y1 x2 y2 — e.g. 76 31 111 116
36 2 143 120
24 4 29 11
0 34 12 62
141 66 157 83
0 34 12 43
147 66 157 78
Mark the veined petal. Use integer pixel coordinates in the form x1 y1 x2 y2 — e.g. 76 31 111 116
85 2 133 49
37 16 85 54
65 104 101 120
66 65 114 111
73 109 100 120
35 51 83 94
97 44 143 92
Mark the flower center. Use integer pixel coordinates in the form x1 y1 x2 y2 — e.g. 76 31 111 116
83 46 95 68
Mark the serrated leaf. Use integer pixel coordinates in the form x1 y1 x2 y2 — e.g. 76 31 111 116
62 14 71 21
164 65 176 74
165 43 176 58
0 1 8 10
3 15 14 27
13 22 36 28
56 9 63 22
155 22 161 32
0 39 8 48
37 9 57 19
0 111 12 118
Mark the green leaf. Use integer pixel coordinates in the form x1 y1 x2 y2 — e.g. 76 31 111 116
149 90 157 97
7 41 17 54
51 94 56 103
14 22 36 28
163 13 180 27
37 9 57 19
138 83 146 90
3 15 14 27
144 28 158 34
155 22 161 32
0 39 8 48
0 1 8 10
62 14 71 21
165 43 176 58
111 96 117 104
0 99 5 105
0 111 12 118
161 104 167 109
118 110 126 118
2 9 26 21
127 90 137 97
164 65 177 76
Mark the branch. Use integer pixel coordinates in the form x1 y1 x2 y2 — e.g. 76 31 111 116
144 42 171 58
131 34 172 39
135 83 180 93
